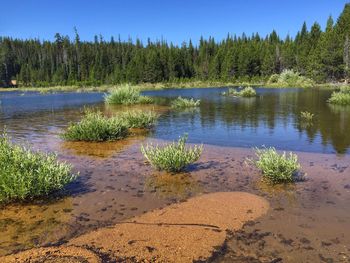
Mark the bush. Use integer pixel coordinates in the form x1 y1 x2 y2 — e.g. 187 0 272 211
249 147 301 184
171 97 201 109
340 86 350 94
328 91 350 105
0 133 76 203
141 134 203 173
267 69 314 88
222 86 256 97
104 84 153 105
62 111 128 141
119 110 159 129
300 111 314 122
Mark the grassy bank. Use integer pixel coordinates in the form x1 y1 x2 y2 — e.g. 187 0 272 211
1 79 350 93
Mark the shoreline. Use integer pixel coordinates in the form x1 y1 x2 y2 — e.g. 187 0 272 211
1 81 349 93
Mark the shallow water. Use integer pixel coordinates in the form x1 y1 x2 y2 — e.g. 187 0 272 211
0 88 349 262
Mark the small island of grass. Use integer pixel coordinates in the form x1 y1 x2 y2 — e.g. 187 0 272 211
171 97 201 109
248 147 301 184
105 84 154 105
222 86 256 97
62 110 159 142
141 134 203 173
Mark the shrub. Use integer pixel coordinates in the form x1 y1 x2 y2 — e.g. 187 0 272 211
300 111 314 122
328 91 350 105
62 111 128 141
171 97 201 109
141 134 203 173
340 86 350 94
119 110 159 129
222 86 256 97
249 147 301 184
0 133 76 203
104 84 153 105
267 69 314 88
268 74 279 83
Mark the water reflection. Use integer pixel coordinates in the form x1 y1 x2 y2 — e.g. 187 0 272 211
0 88 349 154
144 88 350 154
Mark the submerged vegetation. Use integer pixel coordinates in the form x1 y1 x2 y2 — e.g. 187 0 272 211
104 85 153 105
249 147 301 184
141 134 203 173
62 111 128 141
222 86 256 97
0 133 76 203
119 110 159 129
267 70 315 88
171 97 201 109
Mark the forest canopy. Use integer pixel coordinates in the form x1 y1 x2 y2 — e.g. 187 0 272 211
1 3 350 87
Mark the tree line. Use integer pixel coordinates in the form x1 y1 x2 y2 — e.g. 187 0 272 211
1 4 350 87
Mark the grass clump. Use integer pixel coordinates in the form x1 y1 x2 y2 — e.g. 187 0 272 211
267 69 314 88
171 97 201 109
248 147 301 184
300 111 314 122
328 90 350 105
141 134 203 173
62 111 128 141
0 133 76 203
119 110 159 129
340 86 350 94
222 86 256 97
105 84 153 105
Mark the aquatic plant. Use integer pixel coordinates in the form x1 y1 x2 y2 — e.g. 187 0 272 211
328 91 350 105
222 86 256 97
171 97 201 109
104 84 153 105
141 134 203 173
267 69 314 88
62 111 128 141
0 133 76 203
300 111 314 122
249 147 301 184
119 110 159 129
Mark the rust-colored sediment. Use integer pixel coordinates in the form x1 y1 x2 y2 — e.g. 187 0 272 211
1 192 269 263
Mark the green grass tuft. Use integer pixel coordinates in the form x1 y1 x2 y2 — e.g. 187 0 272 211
62 111 128 141
171 97 201 109
118 110 159 129
328 91 350 105
0 133 77 203
249 147 301 184
300 111 314 122
222 86 256 97
104 84 153 105
141 134 203 173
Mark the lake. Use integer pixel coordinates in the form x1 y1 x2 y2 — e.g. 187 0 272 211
0 87 349 262
1 87 349 154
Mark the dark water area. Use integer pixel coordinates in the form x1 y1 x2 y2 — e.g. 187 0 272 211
0 88 349 262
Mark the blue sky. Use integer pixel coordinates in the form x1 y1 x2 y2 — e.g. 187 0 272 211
1 0 348 44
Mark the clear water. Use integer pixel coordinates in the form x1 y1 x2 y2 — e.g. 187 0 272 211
1 87 349 154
